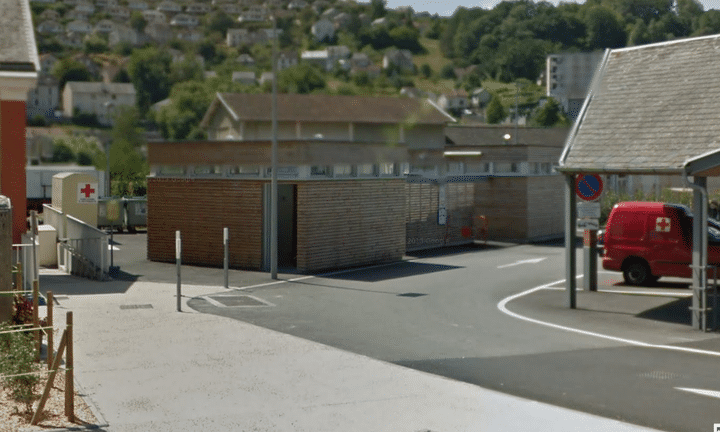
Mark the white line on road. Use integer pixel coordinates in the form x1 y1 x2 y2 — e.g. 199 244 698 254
497 257 546 269
497 278 720 358
675 387 720 400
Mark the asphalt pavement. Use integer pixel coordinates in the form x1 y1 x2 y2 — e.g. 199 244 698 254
35 232 684 431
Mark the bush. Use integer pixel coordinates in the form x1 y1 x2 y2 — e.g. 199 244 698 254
51 143 75 163
0 323 40 414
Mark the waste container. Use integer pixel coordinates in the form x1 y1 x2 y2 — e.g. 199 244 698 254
123 197 147 233
97 197 123 232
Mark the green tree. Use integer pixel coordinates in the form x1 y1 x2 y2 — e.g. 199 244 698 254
531 98 568 127
155 81 214 140
420 63 432 78
485 95 506 124
389 25 424 53
52 58 93 90
205 10 234 37
84 35 108 54
129 11 147 33
278 63 326 94
583 6 626 49
109 107 148 196
127 46 172 115
51 142 75 162
371 0 386 19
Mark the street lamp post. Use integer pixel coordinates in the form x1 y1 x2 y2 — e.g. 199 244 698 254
270 15 279 279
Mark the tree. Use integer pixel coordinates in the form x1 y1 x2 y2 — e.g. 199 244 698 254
531 98 568 127
127 47 172 115
278 63 326 94
583 6 627 49
155 81 214 140
370 0 386 19
485 95 506 124
109 107 148 196
420 63 432 78
129 11 147 33
205 10 234 37
84 35 108 54
52 58 92 90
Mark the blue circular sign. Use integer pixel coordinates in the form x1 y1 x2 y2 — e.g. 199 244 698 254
576 174 603 201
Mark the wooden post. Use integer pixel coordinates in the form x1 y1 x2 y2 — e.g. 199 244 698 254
47 291 53 369
31 329 67 425
33 280 40 362
65 311 74 422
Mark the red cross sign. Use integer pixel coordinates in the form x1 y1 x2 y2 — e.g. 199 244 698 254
78 182 98 203
656 217 671 232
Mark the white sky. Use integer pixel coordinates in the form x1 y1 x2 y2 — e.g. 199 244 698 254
384 0 720 17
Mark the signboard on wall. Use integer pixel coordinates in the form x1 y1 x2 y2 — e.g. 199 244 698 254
77 183 98 203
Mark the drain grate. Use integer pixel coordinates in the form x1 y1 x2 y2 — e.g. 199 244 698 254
206 295 272 307
638 370 681 380
398 292 427 298
120 304 153 310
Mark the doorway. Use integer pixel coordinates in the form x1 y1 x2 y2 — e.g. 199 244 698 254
262 184 297 270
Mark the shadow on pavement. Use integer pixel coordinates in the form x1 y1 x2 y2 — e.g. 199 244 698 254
324 261 463 282
636 297 692 325
405 242 512 259
38 273 135 296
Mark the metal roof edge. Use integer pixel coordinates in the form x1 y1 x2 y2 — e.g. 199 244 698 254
555 166 682 175
426 98 457 123
558 48 611 167
217 92 239 121
612 33 720 54
683 147 720 175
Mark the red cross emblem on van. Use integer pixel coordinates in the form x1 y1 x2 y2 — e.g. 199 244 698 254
655 217 671 232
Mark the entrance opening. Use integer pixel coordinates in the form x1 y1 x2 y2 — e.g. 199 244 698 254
263 183 297 270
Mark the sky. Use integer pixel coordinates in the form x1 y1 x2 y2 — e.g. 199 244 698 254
383 0 720 17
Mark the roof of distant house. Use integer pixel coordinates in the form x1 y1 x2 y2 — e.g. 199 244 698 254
201 93 455 128
0 0 39 72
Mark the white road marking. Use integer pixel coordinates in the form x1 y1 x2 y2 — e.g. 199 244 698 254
597 289 692 297
497 277 720 358
675 387 720 400
497 257 546 269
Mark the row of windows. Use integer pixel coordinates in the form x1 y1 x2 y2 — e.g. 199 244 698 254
153 161 557 179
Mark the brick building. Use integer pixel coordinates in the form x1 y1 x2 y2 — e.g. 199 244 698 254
147 93 452 272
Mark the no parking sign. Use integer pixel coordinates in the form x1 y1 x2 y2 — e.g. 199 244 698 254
575 174 603 201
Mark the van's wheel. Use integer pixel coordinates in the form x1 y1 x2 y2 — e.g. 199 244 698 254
623 262 652 286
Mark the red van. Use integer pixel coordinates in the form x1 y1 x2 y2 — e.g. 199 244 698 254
602 201 720 285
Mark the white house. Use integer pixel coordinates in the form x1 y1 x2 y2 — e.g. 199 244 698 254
311 19 334 42
128 1 148 11
27 74 60 120
38 8 60 21
259 72 274 86
109 25 145 47
157 1 181 14
37 20 63 34
232 71 256 86
185 3 211 14
546 51 604 120
471 88 492 108
238 5 267 22
171 13 200 27
383 49 414 72
145 22 173 43
142 10 167 23
74 1 95 14
39 54 58 75
236 53 255 66
66 19 93 34
287 0 306 9
277 50 298 70
94 19 116 33
438 90 469 112
62 82 136 126
108 5 130 20
301 50 332 72
218 3 241 14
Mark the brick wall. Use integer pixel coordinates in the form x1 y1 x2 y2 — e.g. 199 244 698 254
474 177 529 240
526 175 565 239
147 178 264 269
296 180 405 272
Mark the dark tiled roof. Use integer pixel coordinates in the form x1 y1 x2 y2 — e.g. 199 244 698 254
445 125 570 147
207 93 453 126
0 0 38 72
561 35 720 174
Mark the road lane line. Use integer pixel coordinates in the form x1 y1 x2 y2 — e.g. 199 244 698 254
675 387 720 399
497 278 720 358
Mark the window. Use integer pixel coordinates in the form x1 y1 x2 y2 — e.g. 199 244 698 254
334 164 353 177
357 164 375 177
193 165 222 176
379 162 396 176
311 165 331 177
158 165 185 176
495 162 519 174
465 162 490 174
228 165 260 176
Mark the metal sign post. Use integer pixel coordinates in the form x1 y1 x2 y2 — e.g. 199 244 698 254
176 230 181 312
576 175 603 293
223 227 229 288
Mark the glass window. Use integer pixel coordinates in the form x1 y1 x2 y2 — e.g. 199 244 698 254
379 163 396 176
357 164 375 177
334 164 353 177
228 165 260 176
311 165 331 177
193 165 222 175
495 162 519 173
158 165 185 176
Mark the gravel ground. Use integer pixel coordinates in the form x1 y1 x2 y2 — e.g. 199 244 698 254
0 370 97 432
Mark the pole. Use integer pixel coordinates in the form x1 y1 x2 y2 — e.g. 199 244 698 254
565 174 577 308
223 227 229 288
47 291 53 369
31 210 38 282
270 14 279 280
65 311 74 423
33 280 40 362
176 230 181 312
583 229 598 291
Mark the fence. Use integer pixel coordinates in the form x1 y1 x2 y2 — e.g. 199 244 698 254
0 285 75 424
11 243 36 292
43 204 109 279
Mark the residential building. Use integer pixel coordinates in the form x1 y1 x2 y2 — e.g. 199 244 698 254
1 0 39 242
145 22 173 43
546 51 604 120
236 53 255 67
74 1 95 14
176 29 203 42
471 88 492 108
37 20 63 35
287 0 306 9
383 49 414 72
94 19 116 33
311 18 334 42
301 50 332 72
142 10 168 23
109 25 145 47
232 71 256 86
185 2 211 13
157 1 181 14
108 5 131 20
62 81 136 126
334 12 351 29
128 1 149 10
38 8 60 21
39 54 58 75
238 5 267 22
218 3 241 14
170 13 200 27
277 50 298 70
27 74 60 120
438 90 469 113
66 19 93 34
350 52 370 69
258 72 274 86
